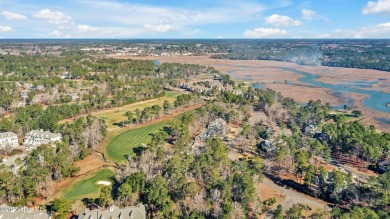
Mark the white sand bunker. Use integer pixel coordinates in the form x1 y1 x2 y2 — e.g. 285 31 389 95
96 181 112 186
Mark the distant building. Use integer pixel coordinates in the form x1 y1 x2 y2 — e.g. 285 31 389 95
378 160 390 173
191 118 228 151
258 140 276 153
20 91 29 99
1 154 26 174
60 71 69 79
303 124 318 135
0 132 18 149
68 94 80 101
0 204 51 219
24 130 62 146
78 204 146 219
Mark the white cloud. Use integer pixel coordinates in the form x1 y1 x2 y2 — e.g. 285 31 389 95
363 0 390 14
49 30 64 38
378 22 390 27
77 24 112 35
244 27 288 38
0 25 12 32
319 23 390 38
265 14 303 27
79 0 264 29
144 24 175 32
77 25 99 33
33 9 72 24
316 33 331 38
1 11 27 20
301 9 317 20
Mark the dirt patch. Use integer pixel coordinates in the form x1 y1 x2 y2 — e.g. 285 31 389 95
257 182 286 202
73 153 113 176
257 182 287 219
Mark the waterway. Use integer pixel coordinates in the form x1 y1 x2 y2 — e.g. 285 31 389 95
282 68 390 113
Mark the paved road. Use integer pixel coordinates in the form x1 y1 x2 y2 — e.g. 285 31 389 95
262 178 329 219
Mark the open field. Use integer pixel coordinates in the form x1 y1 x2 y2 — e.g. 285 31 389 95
61 169 115 202
105 121 167 162
117 55 390 131
60 91 179 131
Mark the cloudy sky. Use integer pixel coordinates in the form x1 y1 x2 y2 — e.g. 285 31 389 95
0 0 389 38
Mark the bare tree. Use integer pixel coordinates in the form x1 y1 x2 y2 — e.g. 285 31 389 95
211 189 223 218
230 202 244 219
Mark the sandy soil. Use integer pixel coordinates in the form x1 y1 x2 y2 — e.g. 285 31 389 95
96 181 112 185
114 55 390 131
261 178 329 219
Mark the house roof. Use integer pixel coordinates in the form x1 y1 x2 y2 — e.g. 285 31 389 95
25 130 61 139
0 205 50 219
0 132 17 140
79 204 146 219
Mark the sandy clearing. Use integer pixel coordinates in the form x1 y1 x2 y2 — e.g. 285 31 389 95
262 178 329 219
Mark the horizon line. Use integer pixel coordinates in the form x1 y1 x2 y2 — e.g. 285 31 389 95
0 38 390 40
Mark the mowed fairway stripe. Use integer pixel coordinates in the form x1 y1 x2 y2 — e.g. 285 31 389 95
106 121 167 162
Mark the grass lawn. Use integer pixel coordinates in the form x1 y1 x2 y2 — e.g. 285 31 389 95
105 121 168 163
96 91 179 131
61 169 115 201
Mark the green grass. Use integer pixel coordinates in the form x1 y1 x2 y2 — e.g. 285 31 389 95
105 121 168 163
94 91 179 131
62 169 115 201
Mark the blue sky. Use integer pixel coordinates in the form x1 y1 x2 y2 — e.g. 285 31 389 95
0 0 389 38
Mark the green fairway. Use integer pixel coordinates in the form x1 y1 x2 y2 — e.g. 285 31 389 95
95 91 179 131
105 121 167 162
62 169 115 201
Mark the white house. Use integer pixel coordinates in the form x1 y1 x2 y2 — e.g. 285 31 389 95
0 132 19 149
24 130 62 147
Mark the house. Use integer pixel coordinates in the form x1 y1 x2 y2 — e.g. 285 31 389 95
20 91 29 99
24 130 62 147
68 94 80 101
191 118 228 151
60 72 69 79
0 204 51 219
0 132 19 149
303 124 318 135
257 140 276 153
1 154 26 174
78 204 146 219
207 118 227 137
378 160 390 173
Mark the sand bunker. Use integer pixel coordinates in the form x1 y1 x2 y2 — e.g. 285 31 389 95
96 181 111 186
